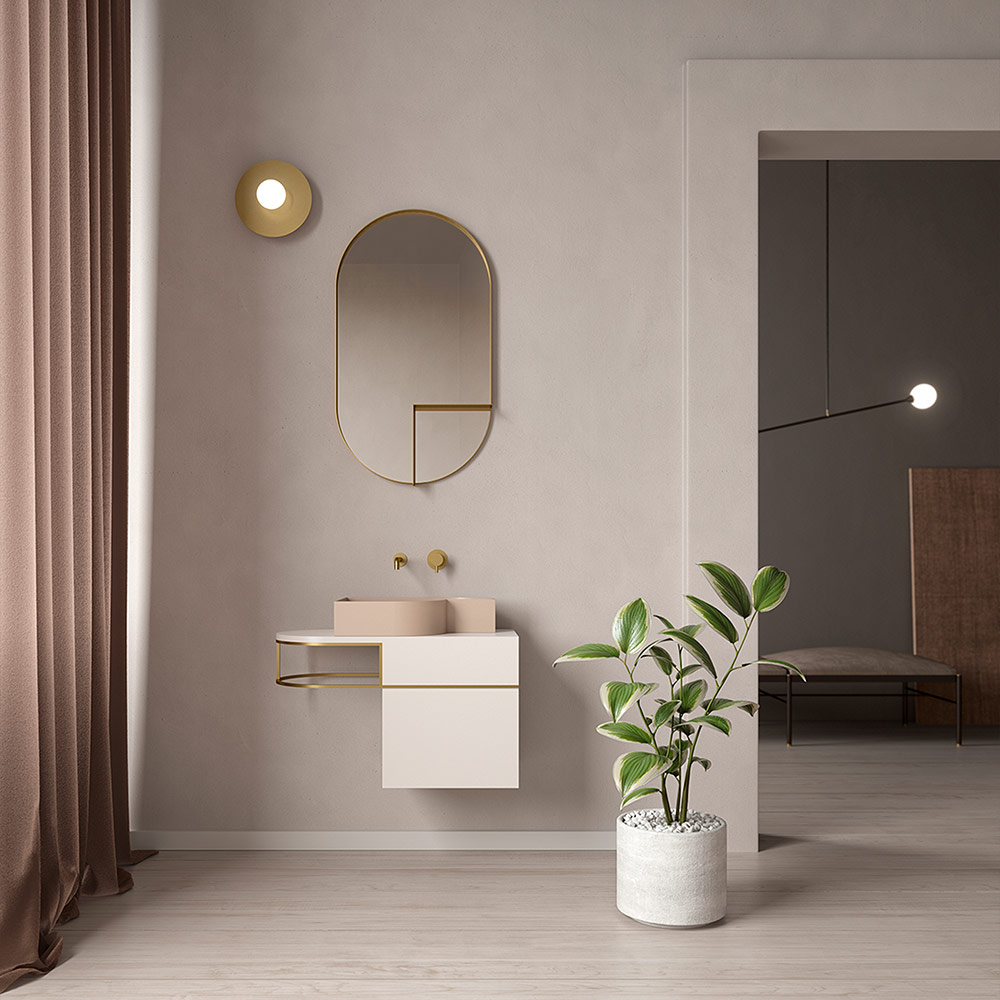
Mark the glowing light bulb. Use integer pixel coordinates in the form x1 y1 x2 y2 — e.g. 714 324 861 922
255 179 286 210
909 383 937 410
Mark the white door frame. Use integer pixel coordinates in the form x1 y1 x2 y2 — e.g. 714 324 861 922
683 60 1000 851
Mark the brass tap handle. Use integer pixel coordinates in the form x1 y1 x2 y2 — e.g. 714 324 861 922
427 549 448 573
393 553 408 570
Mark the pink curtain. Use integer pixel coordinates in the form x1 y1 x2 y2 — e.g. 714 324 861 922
0 0 150 990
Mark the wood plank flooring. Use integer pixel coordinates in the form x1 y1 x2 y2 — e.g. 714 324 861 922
19 722 1000 998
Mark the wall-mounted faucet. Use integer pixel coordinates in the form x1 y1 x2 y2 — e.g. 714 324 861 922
427 549 448 573
393 553 408 570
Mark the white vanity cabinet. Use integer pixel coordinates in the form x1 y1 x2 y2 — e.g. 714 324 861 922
381 631 519 788
274 629 519 789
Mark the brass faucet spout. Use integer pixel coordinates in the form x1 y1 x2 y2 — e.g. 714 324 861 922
393 553 408 570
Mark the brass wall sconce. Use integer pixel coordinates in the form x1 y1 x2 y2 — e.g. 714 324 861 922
235 160 312 237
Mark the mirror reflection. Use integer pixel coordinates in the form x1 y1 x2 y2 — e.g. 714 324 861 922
336 211 492 484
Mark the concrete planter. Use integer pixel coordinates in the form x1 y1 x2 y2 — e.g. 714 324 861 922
616 812 727 927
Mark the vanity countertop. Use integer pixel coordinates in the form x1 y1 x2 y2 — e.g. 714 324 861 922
276 628 517 644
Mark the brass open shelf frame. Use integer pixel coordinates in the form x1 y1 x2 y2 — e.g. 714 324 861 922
275 639 383 689
275 631 519 691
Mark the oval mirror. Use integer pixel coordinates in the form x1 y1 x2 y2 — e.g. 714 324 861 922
336 210 493 484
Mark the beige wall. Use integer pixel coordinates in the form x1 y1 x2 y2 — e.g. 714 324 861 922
130 0 1000 845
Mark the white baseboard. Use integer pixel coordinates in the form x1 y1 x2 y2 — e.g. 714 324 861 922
130 830 617 851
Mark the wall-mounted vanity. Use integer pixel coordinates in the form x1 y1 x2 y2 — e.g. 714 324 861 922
286 213 506 786
274 622 518 789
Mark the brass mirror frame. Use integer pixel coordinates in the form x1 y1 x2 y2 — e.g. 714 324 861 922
334 209 494 485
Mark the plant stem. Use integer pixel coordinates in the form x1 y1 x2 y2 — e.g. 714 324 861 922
622 654 635 682
659 771 673 823
623 652 670 816
677 611 758 821
704 611 757 715
674 741 684 817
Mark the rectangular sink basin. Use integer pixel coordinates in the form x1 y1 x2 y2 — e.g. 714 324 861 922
333 597 496 636
334 598 446 636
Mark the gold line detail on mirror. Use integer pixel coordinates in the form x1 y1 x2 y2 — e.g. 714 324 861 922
411 404 492 485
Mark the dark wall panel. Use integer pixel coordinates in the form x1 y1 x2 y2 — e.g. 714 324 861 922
758 161 1000 720
912 467 1000 726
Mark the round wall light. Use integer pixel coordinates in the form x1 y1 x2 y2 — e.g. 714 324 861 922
235 160 312 237
909 383 938 410
255 178 287 210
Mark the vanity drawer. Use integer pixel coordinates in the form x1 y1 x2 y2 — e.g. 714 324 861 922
380 631 518 687
382 687 519 788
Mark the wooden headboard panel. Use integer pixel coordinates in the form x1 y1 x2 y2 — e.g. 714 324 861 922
910 468 1000 725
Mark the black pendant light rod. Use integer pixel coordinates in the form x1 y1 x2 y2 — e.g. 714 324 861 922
759 160 937 434
761 158 842 435
825 160 831 417
760 395 914 434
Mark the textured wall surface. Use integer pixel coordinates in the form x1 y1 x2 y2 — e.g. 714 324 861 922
131 0 1000 839
912 468 1000 725
759 161 1000 720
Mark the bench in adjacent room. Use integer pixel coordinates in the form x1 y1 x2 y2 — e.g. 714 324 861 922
758 646 961 746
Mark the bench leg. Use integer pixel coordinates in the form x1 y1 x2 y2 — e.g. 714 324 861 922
956 674 962 747
901 681 908 726
786 671 793 747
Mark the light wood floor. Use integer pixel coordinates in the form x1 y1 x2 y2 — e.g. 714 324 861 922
21 723 1000 998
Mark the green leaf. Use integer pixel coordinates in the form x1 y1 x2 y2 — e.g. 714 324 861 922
612 598 650 653
596 722 653 744
661 630 717 679
684 595 739 643
744 658 806 682
692 756 712 771
620 786 662 809
687 714 732 735
677 663 705 679
600 680 658 722
641 644 675 676
698 562 752 619
677 623 705 638
553 643 620 665
676 723 695 736
652 699 681 729
752 566 790 612
678 678 708 714
613 751 665 796
653 615 674 631
705 697 758 716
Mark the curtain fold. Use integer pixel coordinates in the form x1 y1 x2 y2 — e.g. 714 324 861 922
0 1 148 991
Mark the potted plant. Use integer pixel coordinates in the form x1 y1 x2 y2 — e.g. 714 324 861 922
554 561 803 927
